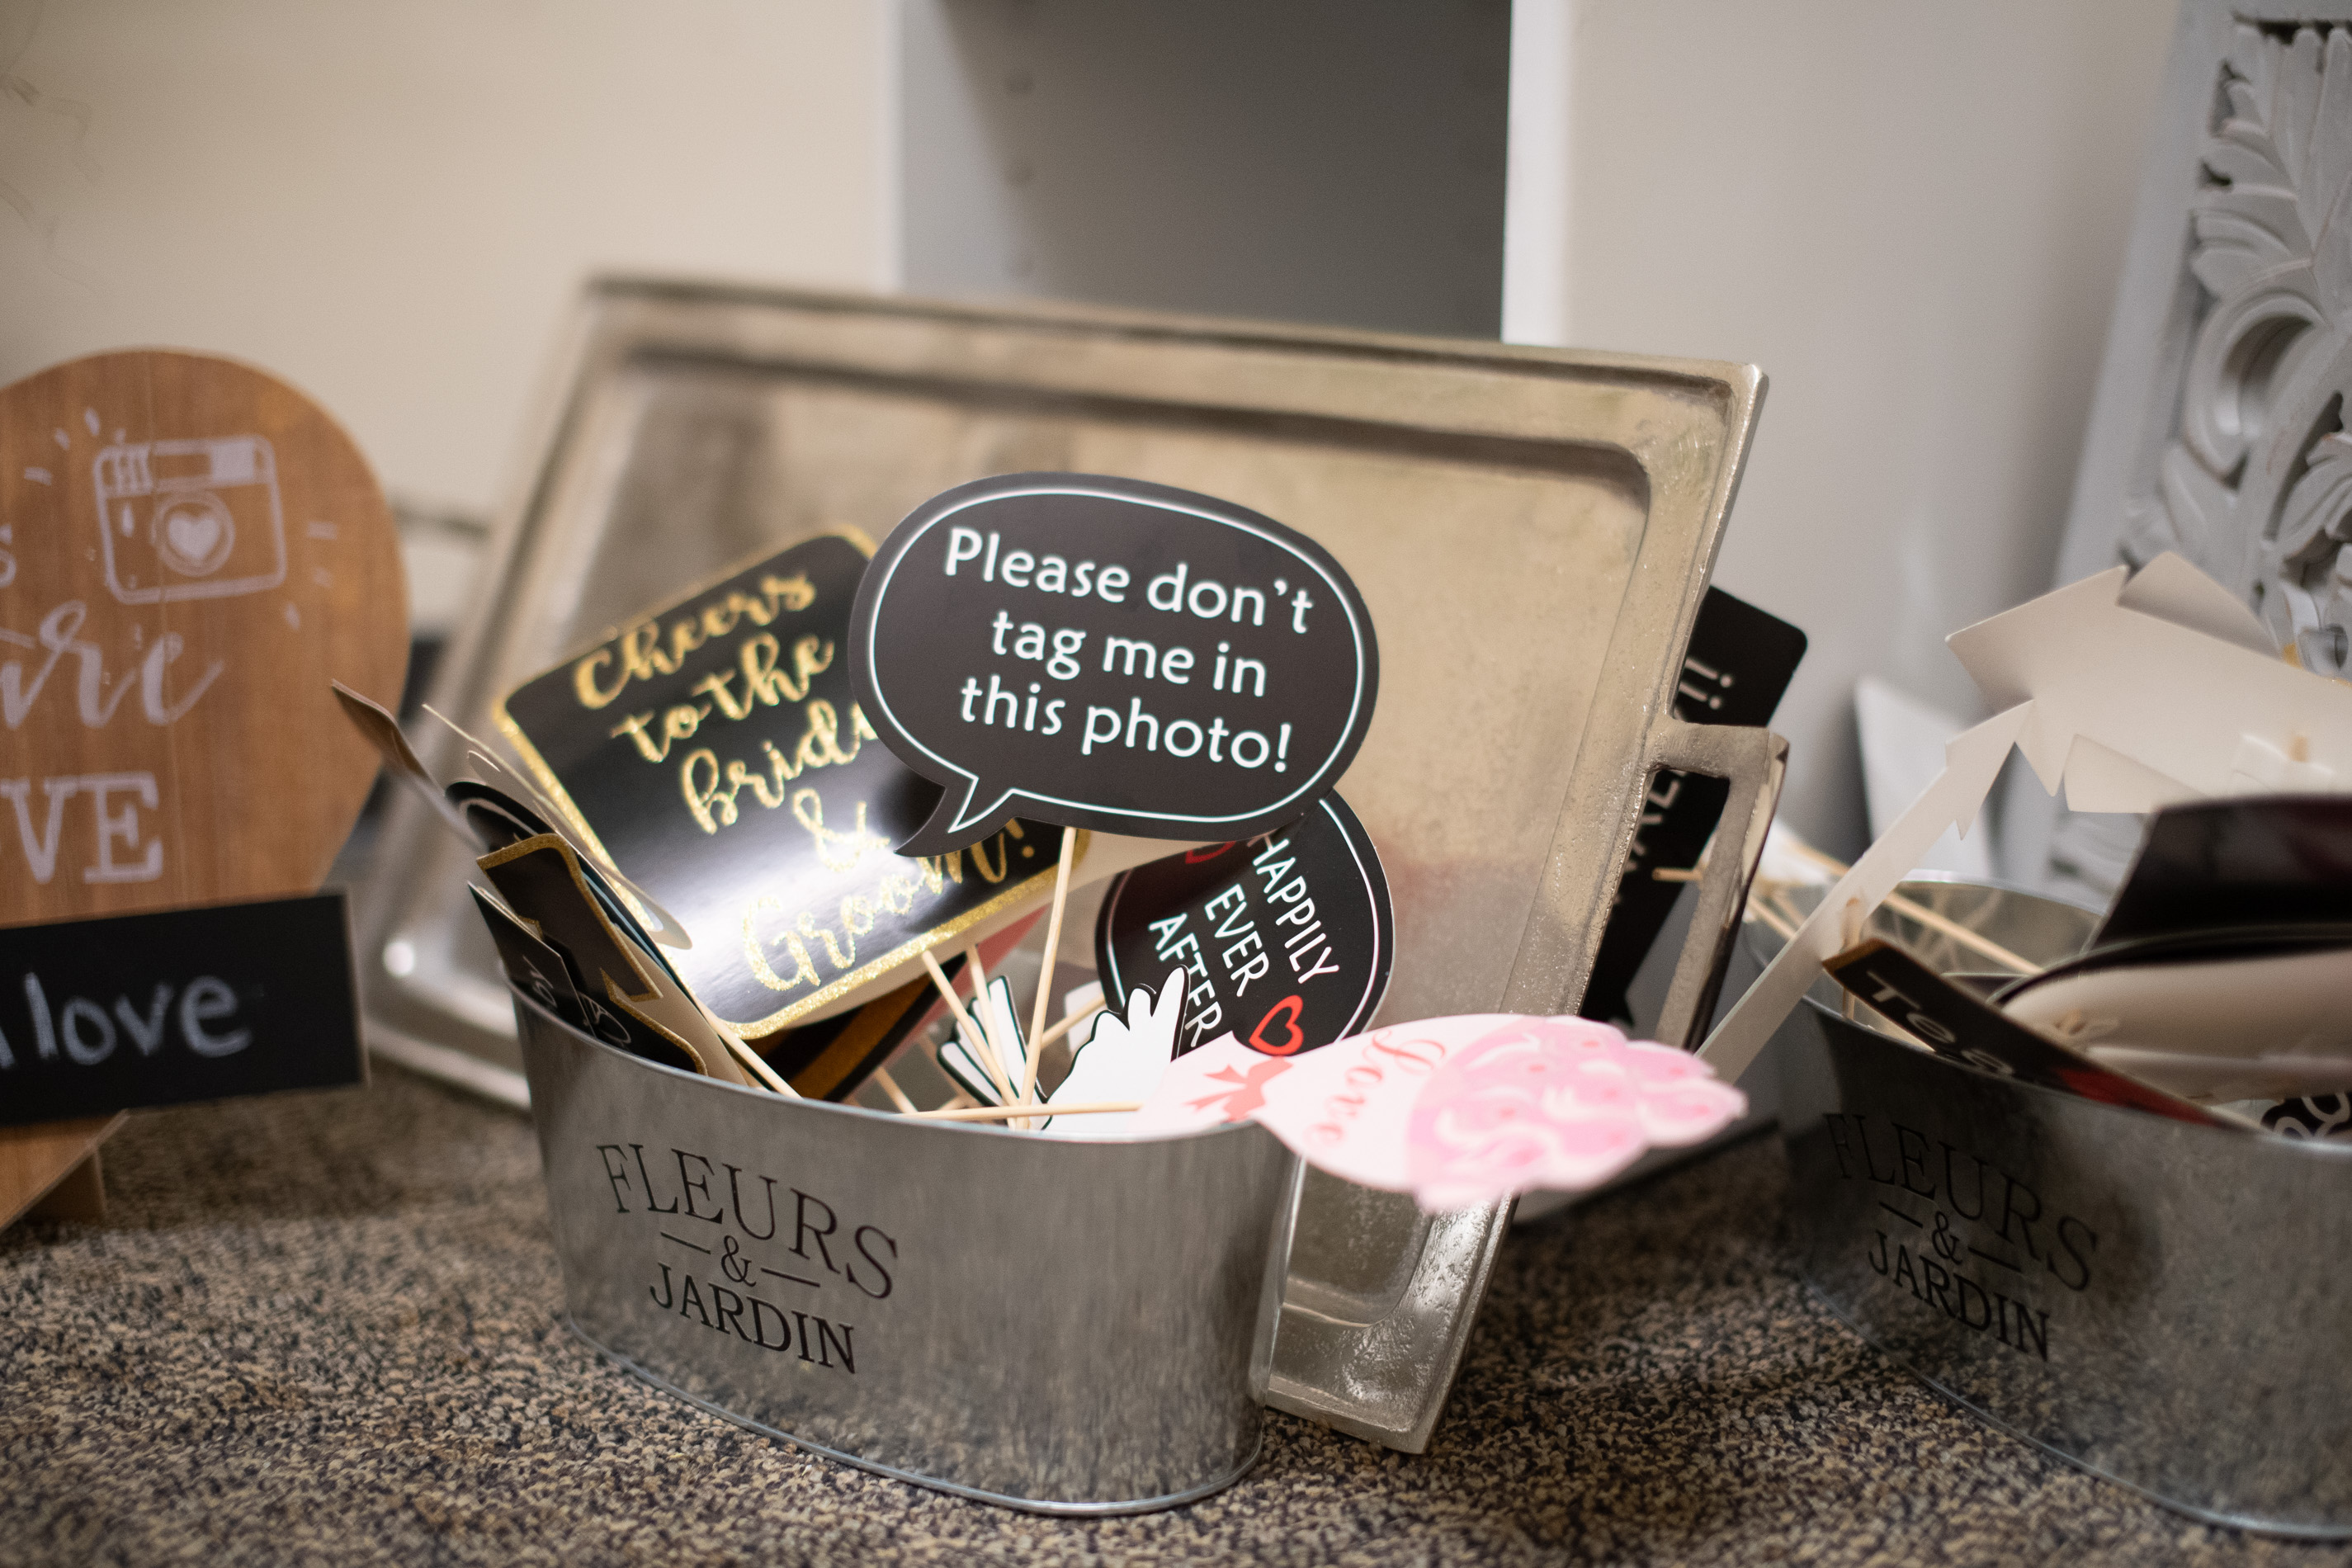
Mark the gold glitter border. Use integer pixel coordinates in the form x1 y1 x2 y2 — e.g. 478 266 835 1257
489 524 1079 1038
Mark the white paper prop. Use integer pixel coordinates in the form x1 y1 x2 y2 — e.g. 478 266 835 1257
1038 967 1189 1136
1700 552 2352 1085
1131 1015 1747 1212
937 975 1034 1108
2000 946 2352 1103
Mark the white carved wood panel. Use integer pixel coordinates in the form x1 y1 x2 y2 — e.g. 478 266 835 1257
2020 1 2352 898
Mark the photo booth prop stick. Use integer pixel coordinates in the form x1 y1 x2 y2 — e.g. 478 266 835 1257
1019 826 1079 1116
848 473 1379 856
494 533 1074 1039
851 472 1381 1113
334 681 700 954
475 834 787 1093
1981 795 2352 1106
1098 795 1393 1058
1821 939 2223 1126
936 975 1034 1108
1581 588 1807 1027
0 350 408 1223
922 963 1190 1133
1131 1015 1746 1211
1038 968 1188 1135
1995 933 2352 1103
2095 794 2352 947
1699 553 2352 1086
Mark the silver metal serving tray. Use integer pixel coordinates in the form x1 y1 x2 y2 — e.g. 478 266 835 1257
358 281 1775 1454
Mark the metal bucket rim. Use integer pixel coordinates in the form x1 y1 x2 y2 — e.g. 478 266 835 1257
1759 877 2352 1160
1798 984 2352 1162
511 983 1268 1149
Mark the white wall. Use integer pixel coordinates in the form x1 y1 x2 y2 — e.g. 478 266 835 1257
0 0 890 520
3 0 2185 860
898 0 1509 339
1512 0 2175 854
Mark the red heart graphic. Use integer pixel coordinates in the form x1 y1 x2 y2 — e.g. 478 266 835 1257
1248 994 1306 1056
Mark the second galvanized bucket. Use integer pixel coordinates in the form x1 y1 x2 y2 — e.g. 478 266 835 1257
515 993 1301 1514
1763 879 2352 1537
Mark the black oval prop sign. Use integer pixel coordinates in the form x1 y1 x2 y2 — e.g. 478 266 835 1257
1097 793 1393 1058
849 474 1379 855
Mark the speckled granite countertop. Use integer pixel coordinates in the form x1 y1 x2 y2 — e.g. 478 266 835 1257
0 1065 2336 1567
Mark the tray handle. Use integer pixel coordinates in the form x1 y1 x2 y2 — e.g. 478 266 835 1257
1643 720 1790 1049
1263 721 1784 1452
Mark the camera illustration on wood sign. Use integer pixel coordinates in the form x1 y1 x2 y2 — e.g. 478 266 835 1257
92 435 287 603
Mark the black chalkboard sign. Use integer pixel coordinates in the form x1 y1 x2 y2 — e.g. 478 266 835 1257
0 893 362 1128
495 533 1064 1037
849 474 1379 855
1097 793 1392 1057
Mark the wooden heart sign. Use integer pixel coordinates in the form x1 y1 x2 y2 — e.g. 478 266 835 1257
0 351 404 1226
0 351 409 923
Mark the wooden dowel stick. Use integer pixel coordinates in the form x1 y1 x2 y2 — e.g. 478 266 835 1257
1745 898 1800 944
717 1023 796 1097
1019 827 1080 1113
961 942 1018 1089
983 975 1024 1084
921 947 983 1039
1840 898 1864 1023
1037 997 1106 1051
870 1065 918 1115
910 1100 1142 1123
1882 890 2040 974
1764 837 2039 975
1767 886 1811 934
921 948 1013 1104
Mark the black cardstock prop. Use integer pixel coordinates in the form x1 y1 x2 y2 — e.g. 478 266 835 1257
470 886 591 1032
848 473 1380 857
445 779 691 994
1098 793 1393 1057
475 834 781 1092
494 534 1065 1038
0 894 363 1129
1822 938 2222 1126
1583 588 1806 1027
333 680 696 973
468 885 699 1078
2097 795 2352 947
763 967 951 1102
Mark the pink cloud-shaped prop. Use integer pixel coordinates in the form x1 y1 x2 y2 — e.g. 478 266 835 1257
1131 1014 1746 1211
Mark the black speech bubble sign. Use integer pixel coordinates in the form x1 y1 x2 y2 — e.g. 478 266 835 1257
849 473 1379 855
1097 793 1393 1058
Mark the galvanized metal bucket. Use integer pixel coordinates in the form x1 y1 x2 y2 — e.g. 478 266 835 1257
514 992 1301 1514
1763 880 2352 1537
